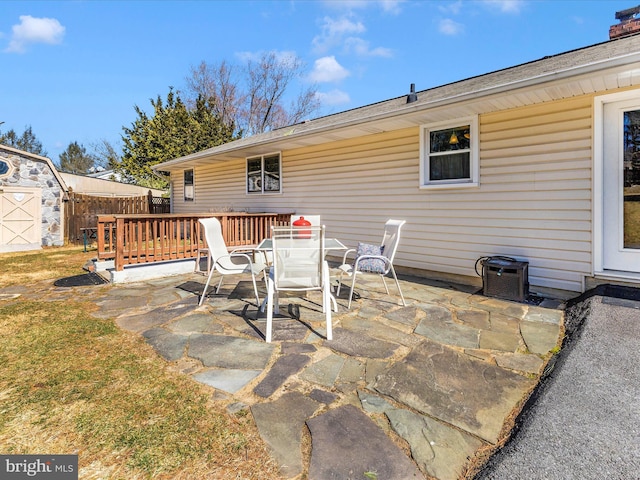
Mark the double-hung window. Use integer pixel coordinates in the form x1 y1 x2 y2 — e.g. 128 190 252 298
247 153 281 194
420 116 479 188
184 169 194 201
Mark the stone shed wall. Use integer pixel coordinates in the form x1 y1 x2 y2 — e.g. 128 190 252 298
0 146 66 247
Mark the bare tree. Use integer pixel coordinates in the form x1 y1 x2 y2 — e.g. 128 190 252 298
185 60 241 132
184 52 320 138
90 138 121 171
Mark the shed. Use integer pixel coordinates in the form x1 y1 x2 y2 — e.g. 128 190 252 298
0 144 67 252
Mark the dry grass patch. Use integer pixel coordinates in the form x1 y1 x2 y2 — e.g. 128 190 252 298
0 248 282 479
0 246 94 286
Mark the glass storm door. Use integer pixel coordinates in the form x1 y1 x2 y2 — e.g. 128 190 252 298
603 99 640 272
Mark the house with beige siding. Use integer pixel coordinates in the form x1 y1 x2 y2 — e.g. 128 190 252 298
154 32 640 295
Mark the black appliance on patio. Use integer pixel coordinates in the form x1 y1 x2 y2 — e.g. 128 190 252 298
476 256 529 302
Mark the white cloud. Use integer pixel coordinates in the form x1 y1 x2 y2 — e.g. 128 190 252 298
378 0 404 15
482 0 524 14
5 15 65 53
315 89 351 106
313 16 366 53
321 0 405 15
309 56 350 83
441 0 464 15
439 18 464 36
235 49 297 63
312 14 392 59
344 37 392 57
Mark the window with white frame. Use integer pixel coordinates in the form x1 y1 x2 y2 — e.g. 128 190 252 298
184 169 194 201
420 116 479 188
247 153 281 194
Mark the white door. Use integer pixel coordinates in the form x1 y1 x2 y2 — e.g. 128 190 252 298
602 98 640 272
0 186 41 252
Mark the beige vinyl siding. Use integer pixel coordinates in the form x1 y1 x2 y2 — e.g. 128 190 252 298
475 96 592 291
173 161 247 213
173 95 593 292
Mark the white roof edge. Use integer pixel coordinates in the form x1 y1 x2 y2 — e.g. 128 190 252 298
154 41 640 172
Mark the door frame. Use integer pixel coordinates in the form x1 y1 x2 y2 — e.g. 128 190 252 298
593 89 640 277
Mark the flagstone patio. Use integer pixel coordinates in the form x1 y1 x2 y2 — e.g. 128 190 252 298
10 270 566 479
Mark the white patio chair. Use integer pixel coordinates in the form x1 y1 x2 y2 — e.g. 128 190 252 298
261 215 322 267
198 217 266 307
261 225 332 343
337 219 407 309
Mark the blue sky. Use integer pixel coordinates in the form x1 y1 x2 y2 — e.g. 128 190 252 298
0 0 633 163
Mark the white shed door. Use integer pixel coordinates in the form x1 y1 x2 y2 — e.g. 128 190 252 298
602 98 640 272
0 186 41 251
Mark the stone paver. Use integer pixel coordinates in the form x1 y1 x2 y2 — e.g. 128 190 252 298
306 405 424 479
142 328 188 361
325 327 400 358
299 352 345 387
13 270 567 479
386 408 484 480
373 339 536 444
253 353 311 398
252 392 321 478
494 352 544 374
188 334 274 369
168 313 225 334
415 305 480 348
193 368 262 393
520 320 562 354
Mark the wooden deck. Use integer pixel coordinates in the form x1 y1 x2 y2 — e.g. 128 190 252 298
97 212 291 271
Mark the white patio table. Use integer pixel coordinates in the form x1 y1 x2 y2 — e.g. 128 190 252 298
255 237 347 256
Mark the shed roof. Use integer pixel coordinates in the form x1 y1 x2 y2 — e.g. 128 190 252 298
156 33 640 172
0 144 69 191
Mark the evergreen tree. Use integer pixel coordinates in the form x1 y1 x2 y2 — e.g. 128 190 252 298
59 141 95 174
0 125 47 156
119 88 235 189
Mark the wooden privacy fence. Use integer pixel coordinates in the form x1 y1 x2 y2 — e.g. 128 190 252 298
96 212 292 271
64 191 170 245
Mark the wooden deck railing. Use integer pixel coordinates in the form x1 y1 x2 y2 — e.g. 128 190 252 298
96 213 292 271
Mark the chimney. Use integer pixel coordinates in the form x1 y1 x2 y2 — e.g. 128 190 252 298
610 5 640 39
406 83 418 104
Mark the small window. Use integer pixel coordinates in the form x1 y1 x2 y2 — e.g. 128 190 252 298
184 169 194 201
247 153 281 194
420 116 479 188
0 159 12 178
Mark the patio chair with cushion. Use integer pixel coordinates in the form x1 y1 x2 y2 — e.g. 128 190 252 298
337 219 407 309
198 217 266 307
261 225 332 342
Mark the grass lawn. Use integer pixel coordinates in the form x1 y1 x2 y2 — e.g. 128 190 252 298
0 246 280 479
625 201 640 248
